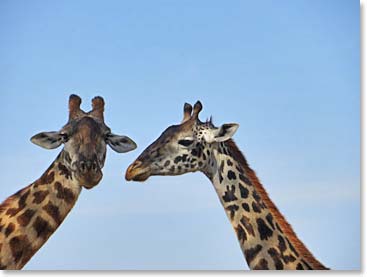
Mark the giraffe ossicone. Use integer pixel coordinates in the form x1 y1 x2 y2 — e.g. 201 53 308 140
125 101 328 270
0 94 137 269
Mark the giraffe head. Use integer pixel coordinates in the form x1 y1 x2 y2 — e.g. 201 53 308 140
31 94 137 189
126 101 238 181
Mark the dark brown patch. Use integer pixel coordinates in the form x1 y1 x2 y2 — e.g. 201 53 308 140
276 222 283 234
242 202 250 212
268 247 284 270
256 218 273 240
238 183 249 198
63 151 72 164
54 182 76 204
236 165 244 174
6 189 31 217
218 161 224 183
191 148 198 157
33 190 49 204
174 156 182 164
252 190 261 203
253 258 269 270
17 209 36 227
239 174 252 186
218 172 223 183
226 204 239 219
58 163 72 179
265 213 275 230
227 170 236 180
296 263 304 270
240 215 255 236
219 160 224 173
278 236 296 264
283 254 296 264
33 216 53 239
43 201 62 225
252 201 262 213
278 235 287 253
9 235 33 265
222 185 237 202
0 186 28 215
38 170 55 186
286 237 299 257
5 222 15 237
244 244 262 265
235 224 247 244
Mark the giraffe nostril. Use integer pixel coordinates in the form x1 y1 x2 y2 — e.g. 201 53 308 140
78 160 99 172
79 161 86 172
132 160 143 169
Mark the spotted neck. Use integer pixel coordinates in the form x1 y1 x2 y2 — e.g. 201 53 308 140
0 152 81 269
204 140 327 270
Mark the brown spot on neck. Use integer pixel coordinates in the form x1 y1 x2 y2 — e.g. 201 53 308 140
17 209 36 227
4 188 31 217
43 201 62 225
58 162 72 180
9 235 34 267
32 216 54 239
34 167 55 188
32 190 49 204
5 222 15 237
54 182 76 204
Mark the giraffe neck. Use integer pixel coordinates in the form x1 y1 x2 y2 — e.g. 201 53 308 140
0 151 82 269
204 140 327 270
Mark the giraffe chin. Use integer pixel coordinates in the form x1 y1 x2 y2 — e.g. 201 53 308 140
75 172 103 189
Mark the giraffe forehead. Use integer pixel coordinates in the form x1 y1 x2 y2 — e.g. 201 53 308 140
166 121 213 138
158 124 192 141
68 117 105 137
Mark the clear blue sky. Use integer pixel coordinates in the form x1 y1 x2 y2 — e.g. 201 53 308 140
0 0 359 270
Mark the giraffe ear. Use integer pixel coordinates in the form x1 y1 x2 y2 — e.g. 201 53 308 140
30 131 63 149
204 123 239 143
106 134 137 153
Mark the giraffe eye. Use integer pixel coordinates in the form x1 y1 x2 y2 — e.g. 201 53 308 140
178 139 194 147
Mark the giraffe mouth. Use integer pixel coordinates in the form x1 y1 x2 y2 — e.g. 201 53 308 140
125 161 151 182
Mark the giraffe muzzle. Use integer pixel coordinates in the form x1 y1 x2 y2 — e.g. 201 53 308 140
75 159 103 189
125 160 151 182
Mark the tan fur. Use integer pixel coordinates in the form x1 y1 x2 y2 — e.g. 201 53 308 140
0 160 81 269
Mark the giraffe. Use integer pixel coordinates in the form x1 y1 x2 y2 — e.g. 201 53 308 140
0 94 137 269
125 101 328 270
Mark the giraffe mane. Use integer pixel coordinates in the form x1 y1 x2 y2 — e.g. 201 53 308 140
225 139 328 270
